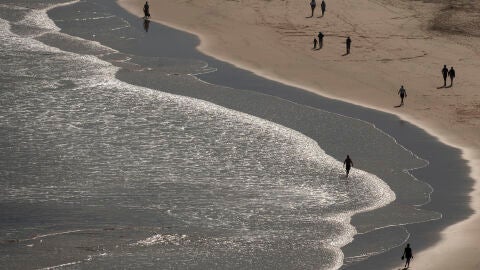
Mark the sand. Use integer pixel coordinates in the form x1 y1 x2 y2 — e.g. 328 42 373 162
118 0 480 268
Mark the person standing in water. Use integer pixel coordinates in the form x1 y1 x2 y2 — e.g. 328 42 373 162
442 64 448 87
346 36 351 55
398 85 407 106
310 0 316 17
343 155 353 178
402 243 413 268
448 66 456 87
320 0 326 17
143 1 150 18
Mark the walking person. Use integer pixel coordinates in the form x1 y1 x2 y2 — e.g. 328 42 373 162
320 0 326 17
398 85 407 106
143 1 150 18
313 37 318 49
343 155 353 178
309 0 316 17
448 66 456 87
442 64 448 87
402 243 413 268
346 36 351 55
317 31 324 49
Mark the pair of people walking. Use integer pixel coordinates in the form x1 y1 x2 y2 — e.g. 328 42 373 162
313 32 324 49
310 0 326 17
441 65 455 87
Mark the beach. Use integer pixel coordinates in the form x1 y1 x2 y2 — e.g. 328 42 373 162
116 0 480 268
0 0 477 269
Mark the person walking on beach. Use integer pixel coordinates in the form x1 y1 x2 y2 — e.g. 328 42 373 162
143 1 150 19
313 38 318 49
344 155 353 178
318 32 324 49
402 243 413 268
398 85 407 106
442 64 448 87
448 66 456 87
310 0 316 17
320 0 326 17
346 36 351 55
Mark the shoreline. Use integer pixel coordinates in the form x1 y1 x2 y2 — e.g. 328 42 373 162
117 0 480 269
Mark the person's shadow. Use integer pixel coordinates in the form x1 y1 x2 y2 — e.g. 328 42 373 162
394 104 403 108
342 52 349 56
143 19 150 32
437 84 453 89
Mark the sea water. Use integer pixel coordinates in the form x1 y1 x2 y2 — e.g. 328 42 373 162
0 1 431 269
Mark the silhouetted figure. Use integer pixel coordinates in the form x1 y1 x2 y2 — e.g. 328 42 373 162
398 85 407 106
320 0 326 17
143 1 150 18
346 36 351 54
143 19 150 32
448 66 455 87
310 0 316 17
344 155 353 178
313 38 318 49
402 243 413 268
317 32 324 49
442 64 448 87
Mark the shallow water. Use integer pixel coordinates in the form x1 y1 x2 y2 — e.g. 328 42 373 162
0 1 439 269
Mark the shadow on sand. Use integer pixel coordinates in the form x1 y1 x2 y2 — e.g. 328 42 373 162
437 84 453 89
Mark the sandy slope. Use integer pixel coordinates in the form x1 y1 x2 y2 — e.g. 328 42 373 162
119 0 480 268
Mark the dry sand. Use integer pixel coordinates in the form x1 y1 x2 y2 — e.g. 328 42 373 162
119 0 480 268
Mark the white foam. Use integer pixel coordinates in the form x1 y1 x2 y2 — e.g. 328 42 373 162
25 229 86 241
133 233 188 247
17 1 80 36
36 260 82 270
